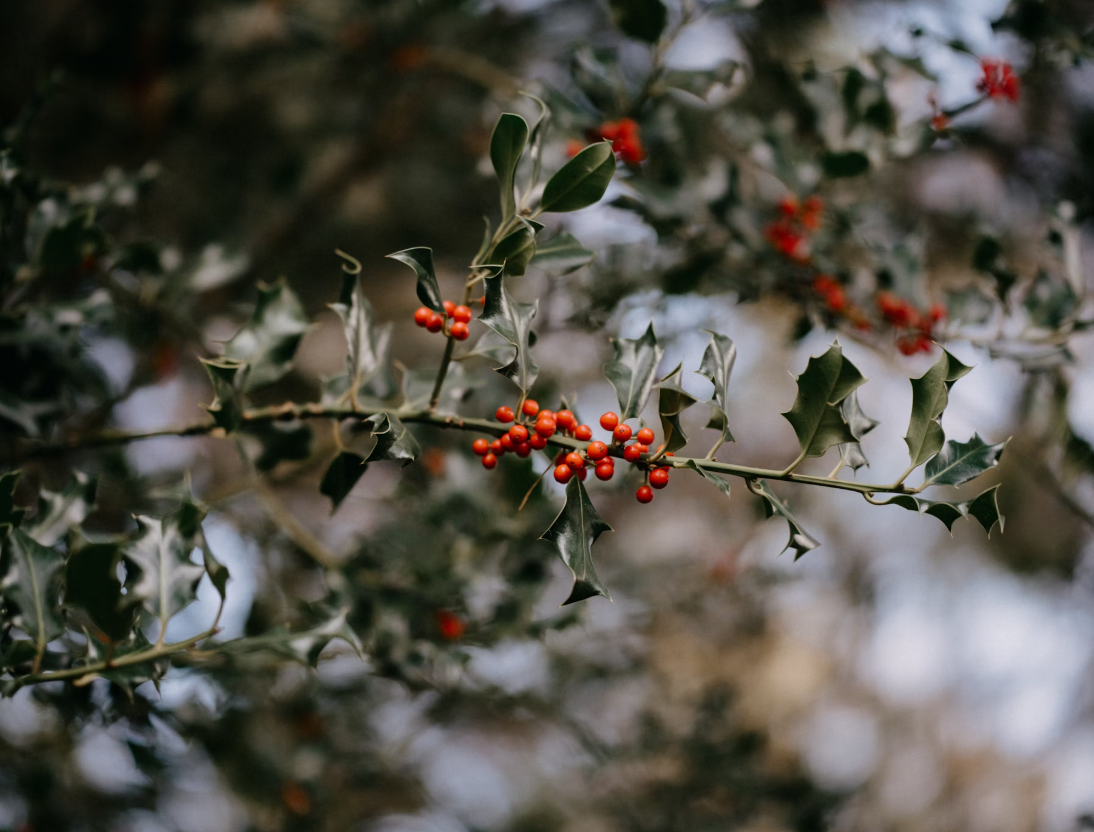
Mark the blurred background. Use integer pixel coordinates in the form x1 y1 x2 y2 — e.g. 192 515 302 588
3 0 1094 830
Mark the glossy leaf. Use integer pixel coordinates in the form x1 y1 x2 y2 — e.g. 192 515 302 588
490 218 538 276
837 391 879 472
479 268 539 393
64 540 136 643
363 413 420 466
540 142 616 213
330 269 396 401
386 247 444 313
26 471 97 547
922 433 1007 488
541 477 613 605
781 343 865 459
904 348 972 469
657 364 697 454
876 484 1003 536
200 358 249 432
320 452 367 510
224 280 309 390
609 0 668 43
528 232 595 274
604 323 663 420
0 471 26 530
1 528 66 661
697 330 737 445
749 480 820 560
683 460 732 499
490 113 529 223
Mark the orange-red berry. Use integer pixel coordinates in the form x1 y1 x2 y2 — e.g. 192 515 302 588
436 610 465 640
613 424 632 443
574 424 593 441
522 399 540 418
577 466 588 481
490 439 504 455
414 307 432 327
535 419 556 438
426 312 444 333
516 441 531 458
649 468 670 489
600 412 619 431
496 406 515 423
443 300 455 316
499 434 514 452
472 438 490 456
482 453 498 469
555 410 575 430
636 485 654 504
595 461 614 481
452 305 472 323
565 452 585 470
929 302 947 323
509 424 528 442
636 428 654 445
529 434 547 450
554 464 573 484
586 441 608 461
623 444 643 463
450 321 469 340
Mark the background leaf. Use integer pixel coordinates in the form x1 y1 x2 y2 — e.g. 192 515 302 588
528 232 595 274
330 269 396 401
609 0 668 43
64 539 136 643
26 470 97 546
541 478 613 605
1 528 66 662
604 323 663 420
224 280 309 390
540 142 616 213
320 452 367 511
200 358 249 432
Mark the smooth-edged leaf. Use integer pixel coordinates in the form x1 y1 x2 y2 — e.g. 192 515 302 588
199 357 249 432
386 247 444 313
904 348 972 469
837 391 879 472
244 421 313 472
320 452 367 511
363 413 420 466
0 471 26 530
748 479 820 560
223 280 309 390
657 363 697 454
523 93 551 193
528 232 595 274
541 477 613 605
330 268 396 401
201 537 230 602
922 433 1007 488
540 141 616 213
609 0 668 43
822 151 870 178
26 471 97 547
217 608 361 668
876 485 1003 536
1 528 66 661
64 539 136 643
490 113 529 223
781 343 866 459
478 268 539 393
604 322 663 420
683 460 732 499
697 330 737 445
490 218 538 276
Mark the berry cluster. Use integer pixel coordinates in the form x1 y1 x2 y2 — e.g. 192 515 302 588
567 117 647 165
876 292 947 355
413 300 472 340
978 59 1020 103
765 195 823 262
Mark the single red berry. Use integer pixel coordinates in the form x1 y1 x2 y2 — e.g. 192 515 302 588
535 419 557 438
426 312 444 333
499 434 514 452
574 424 593 441
577 466 588 481
490 439 504 455
600 412 619 431
636 485 654 504
623 444 643 463
778 196 799 217
496 406 515 423
436 610 465 641
516 441 531 458
472 438 490 456
613 424 632 443
538 409 554 421
450 321 469 341
565 452 585 470
482 453 498 469
929 302 947 323
522 399 540 418
586 441 608 461
555 410 575 430
509 424 529 442
636 428 655 445
529 434 547 450
452 305 473 323
649 468 670 489
595 461 615 481
637 444 650 454
414 307 432 327
443 300 455 316
554 464 574 484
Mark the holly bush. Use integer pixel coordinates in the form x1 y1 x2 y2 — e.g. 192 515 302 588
2 1 1094 830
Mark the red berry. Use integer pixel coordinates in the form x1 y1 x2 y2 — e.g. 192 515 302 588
490 439 504 455
613 424 632 443
535 419 556 438
577 466 588 481
516 441 531 458
499 434 514 452
574 424 593 441
538 409 554 421
529 434 547 450
452 305 472 323
565 452 585 470
636 428 654 445
496 406 515 423
636 485 654 504
414 307 432 327
472 438 490 456
600 412 619 431
556 410 575 430
450 321 469 340
595 461 614 481
929 303 947 323
554 450 568 465
522 399 540 418
637 444 650 454
586 441 608 461
436 610 465 641
426 312 444 333
623 444 643 463
554 464 574 484
481 453 498 470
443 300 455 316
649 468 670 489
509 424 528 442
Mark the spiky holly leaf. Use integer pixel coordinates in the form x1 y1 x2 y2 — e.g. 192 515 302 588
748 479 820 560
363 413 420 466
838 391 879 472
782 343 865 460
479 268 539 394
540 142 616 213
64 539 136 643
604 323 663 420
26 470 97 546
320 452 367 511
541 477 613 605
0 471 26 530
683 460 732 499
223 280 309 390
528 232 595 275
922 433 1007 487
697 330 737 445
329 268 397 402
490 113 529 223
657 364 697 454
199 358 249 432
1 528 66 662
875 484 1004 536
904 348 972 469
386 247 444 313
490 218 540 276
218 608 362 668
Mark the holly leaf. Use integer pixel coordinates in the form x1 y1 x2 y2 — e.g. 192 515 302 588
320 452 367 511
657 363 697 454
697 330 737 445
604 322 663 420
1 528 66 663
748 480 820 560
822 151 870 178
904 348 972 469
479 267 539 394
244 421 313 472
329 269 396 402
922 433 1007 488
609 0 668 43
490 113 529 223
25 471 97 547
540 142 616 213
837 391 879 472
200 358 249 432
64 539 137 643
224 280 309 390
490 218 539 276
781 343 865 460
0 471 26 530
218 608 361 668
386 247 444 313
683 460 732 499
541 477 613 605
528 232 595 275
363 413 419 466
875 485 1004 536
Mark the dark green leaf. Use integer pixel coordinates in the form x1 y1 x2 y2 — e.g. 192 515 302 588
320 452 367 510
604 323 664 420
781 343 866 460
904 348 972 468
822 151 870 178
1025 269 1078 329
479 268 539 393
201 537 230 602
200 358 249 432
363 413 420 466
657 364 697 454
697 330 737 445
64 540 136 643
329 269 396 401
490 113 529 223
386 247 444 313
968 485 1005 536
217 608 361 668
1 528 66 660
0 471 26 530
528 232 596 274
0 391 47 437
490 218 537 276
245 421 313 472
541 478 612 605
876 485 1003 536
609 0 668 43
683 460 732 499
224 280 309 390
748 480 820 560
922 433 1007 487
837 391 879 472
540 142 616 213
26 470 97 547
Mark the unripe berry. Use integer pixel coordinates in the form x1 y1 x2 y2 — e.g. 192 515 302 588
636 485 654 504
535 419 557 438
452 305 473 323
529 434 547 450
426 312 444 333
482 453 498 470
472 438 490 456
522 399 540 418
565 452 585 470
556 410 575 430
554 464 574 484
495 406 515 423
509 424 528 442
595 461 614 481
414 307 432 327
500 434 514 452
450 321 469 340
623 444 643 463
443 300 455 316
516 441 531 458
574 424 593 441
636 428 655 445
649 468 670 489
586 441 608 461
613 424 632 443
600 412 619 431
